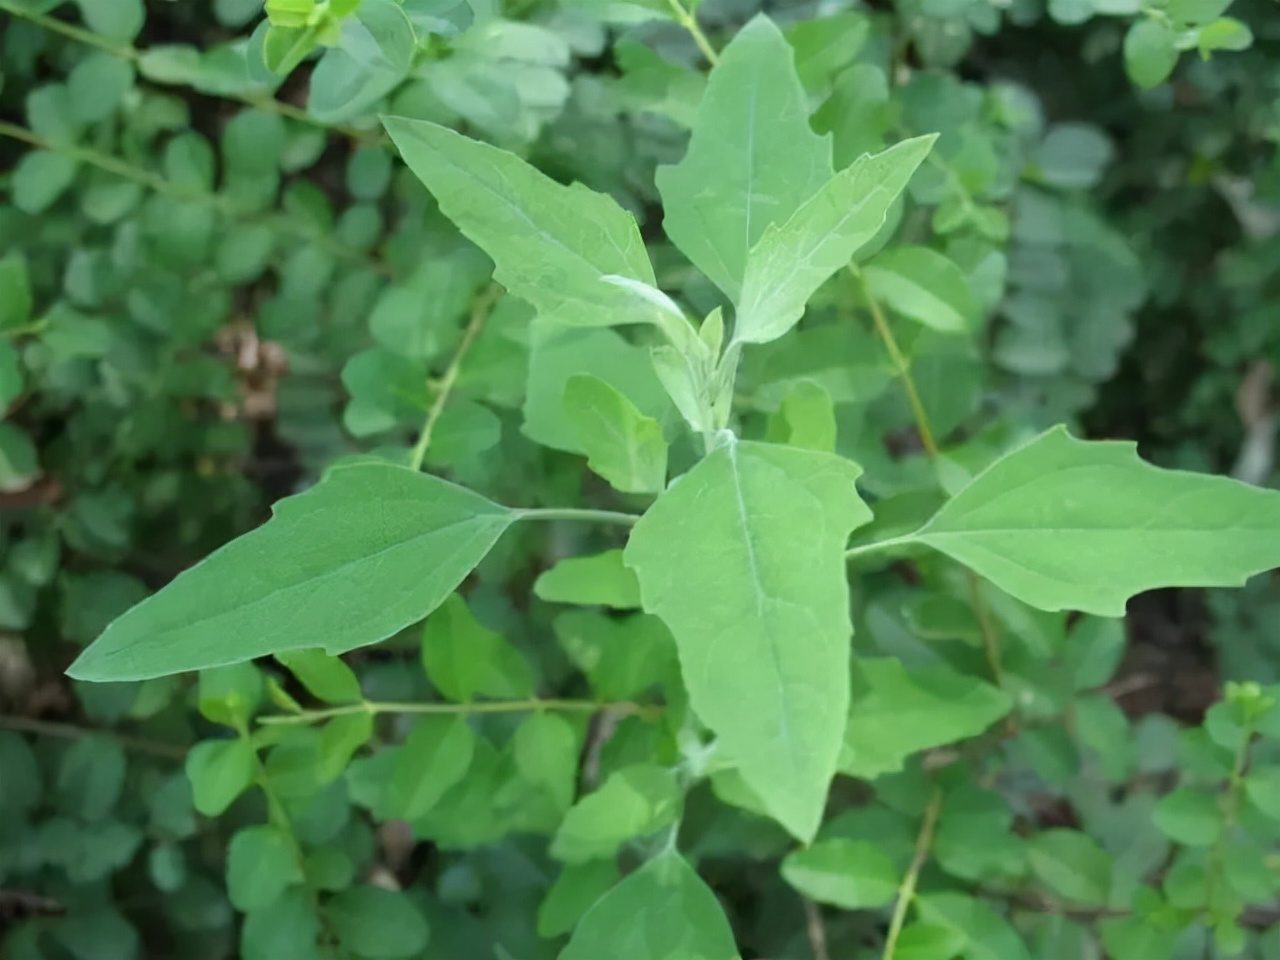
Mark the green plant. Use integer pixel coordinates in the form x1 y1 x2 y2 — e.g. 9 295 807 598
3 1 1279 959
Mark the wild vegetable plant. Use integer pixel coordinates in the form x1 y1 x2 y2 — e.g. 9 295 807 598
52 9 1280 959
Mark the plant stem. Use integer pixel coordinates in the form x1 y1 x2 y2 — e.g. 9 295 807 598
850 265 938 459
0 715 187 759
844 534 916 562
258 697 661 726
882 787 943 960
802 897 830 960
408 283 500 472
516 507 642 527
666 0 719 65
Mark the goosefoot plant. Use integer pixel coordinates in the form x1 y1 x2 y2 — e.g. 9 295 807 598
68 14 1280 960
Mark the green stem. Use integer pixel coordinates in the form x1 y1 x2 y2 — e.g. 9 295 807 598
666 0 719 65
516 507 642 527
258 697 661 726
882 787 943 960
1206 725 1254 914
408 283 499 472
844 534 916 562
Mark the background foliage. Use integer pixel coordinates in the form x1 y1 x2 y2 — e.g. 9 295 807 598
1 0 1278 958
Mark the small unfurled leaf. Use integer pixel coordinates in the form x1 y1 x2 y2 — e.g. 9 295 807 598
421 593 535 702
551 764 680 863
626 442 871 841
68 464 515 681
275 650 362 705
560 851 740 960
563 374 668 494
384 118 656 330
907 426 1280 616
534 549 643 610
1124 19 1179 88
734 136 934 345
656 15 832 302
388 716 476 821
782 839 899 909
862 246 978 333
840 659 1011 780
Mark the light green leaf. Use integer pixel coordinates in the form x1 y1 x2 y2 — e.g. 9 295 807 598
198 662 265 727
326 887 430 959
892 924 967 960
186 739 256 816
12 151 79 215
276 649 362 705
655 15 832 302
73 0 145 40
388 715 476 821
68 464 515 681
907 426 1280 616
227 825 304 911
384 117 656 330
551 764 681 863
538 860 621 938
241 886 323 960
513 712 580 816
1153 788 1223 846
862 246 978 333
309 0 416 123
1168 0 1232 25
626 441 871 840
67 53 135 124
421 593 535 702
560 851 740 960
553 611 676 701
564 374 669 494
1196 17 1252 53
781 839 899 909
914 893 1031 960
1027 829 1112 906
534 549 642 610
765 379 837 452
1124 19 1179 89
734 136 935 345
839 659 1012 780
0 255 34 331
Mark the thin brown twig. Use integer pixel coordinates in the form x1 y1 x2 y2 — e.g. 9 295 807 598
802 897 830 960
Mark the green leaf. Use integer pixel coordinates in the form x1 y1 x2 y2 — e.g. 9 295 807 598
1168 0 1232 25
421 593 535 702
781 839 899 909
276 649 363 705
551 764 681 863
0 255 34 331
892 924 967 960
563 374 669 494
67 53 135 124
1033 123 1113 191
1027 829 1112 906
384 117 657 330
862 246 978 333
198 662 265 727
538 860 621 938
73 0 145 40
241 886 323 960
560 851 740 960
535 549 642 610
1244 766 1280 820
1153 788 1223 846
765 379 837 452
186 738 256 816
839 659 1011 780
326 886 430 959
1124 20 1179 89
68 464 515 680
55 736 125 820
513 712 580 816
227 825 304 911
906 426 1280 616
733 137 935 345
655 16 832 302
388 715 476 821
12 150 79 214
626 441 871 840
1196 18 1252 53
553 611 676 701
914 893 1031 960
309 0 416 123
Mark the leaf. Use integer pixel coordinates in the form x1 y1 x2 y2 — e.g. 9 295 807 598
1027 829 1112 906
227 825 304 911
186 739 256 816
73 0 145 40
564 375 669 494
560 851 740 960
655 15 832 302
309 0 416 123
538 860 621 938
512 712 580 817
914 893 1031 960
1153 788 1223 846
1168 0 1232 25
765 379 837 452
781 839 899 909
625 441 871 841
892 924 967 960
1124 20 1179 89
551 764 681 863
67 53 135 124
12 151 79 215
734 136 935 345
55 736 125 821
534 549 643 610
862 246 978 333
384 117 657 330
241 886 323 960
906 426 1280 616
68 464 515 681
1033 123 1113 191
839 659 1012 780
275 649 363 705
388 716 476 821
421 593 535 701
553 611 676 701
326 886 430 959
0 255 34 331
